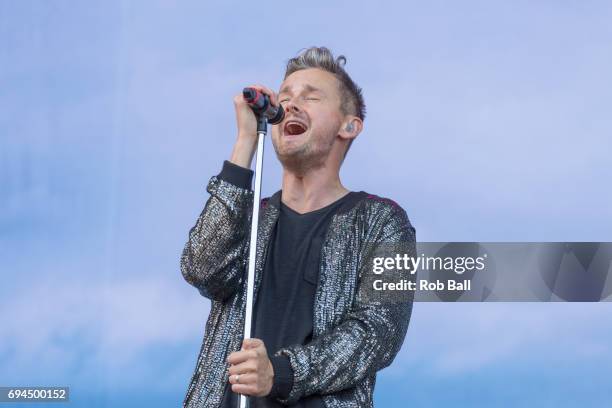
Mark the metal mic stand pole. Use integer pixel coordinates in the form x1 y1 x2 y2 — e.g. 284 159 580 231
239 114 267 408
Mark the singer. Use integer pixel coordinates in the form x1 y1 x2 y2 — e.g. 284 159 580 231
180 46 416 407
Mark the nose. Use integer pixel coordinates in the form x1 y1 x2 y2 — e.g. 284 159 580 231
284 98 302 114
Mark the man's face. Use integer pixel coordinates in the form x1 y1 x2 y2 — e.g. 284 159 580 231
271 68 344 172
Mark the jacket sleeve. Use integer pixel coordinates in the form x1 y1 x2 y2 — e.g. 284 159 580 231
180 161 254 302
274 204 416 404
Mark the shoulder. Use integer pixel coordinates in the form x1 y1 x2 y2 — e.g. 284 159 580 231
358 192 409 220
361 192 403 211
356 192 416 239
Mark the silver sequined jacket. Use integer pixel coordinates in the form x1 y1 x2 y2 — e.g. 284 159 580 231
180 174 416 407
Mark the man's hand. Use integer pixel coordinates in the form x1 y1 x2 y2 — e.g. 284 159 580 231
227 338 275 397
230 84 278 169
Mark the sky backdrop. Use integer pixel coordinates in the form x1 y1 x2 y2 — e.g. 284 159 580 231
1 1 612 407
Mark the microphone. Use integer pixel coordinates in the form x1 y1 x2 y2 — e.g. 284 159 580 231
242 87 285 124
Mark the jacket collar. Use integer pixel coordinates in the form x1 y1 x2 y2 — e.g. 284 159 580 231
268 190 282 209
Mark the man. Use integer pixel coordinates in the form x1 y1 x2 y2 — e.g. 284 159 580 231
180 46 416 407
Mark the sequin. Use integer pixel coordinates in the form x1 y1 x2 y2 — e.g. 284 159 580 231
180 176 416 407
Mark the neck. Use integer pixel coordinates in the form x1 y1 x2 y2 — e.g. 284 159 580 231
280 162 349 214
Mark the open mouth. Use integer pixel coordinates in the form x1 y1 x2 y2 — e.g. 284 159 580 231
283 121 308 136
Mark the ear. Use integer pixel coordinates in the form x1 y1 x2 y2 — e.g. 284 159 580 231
338 116 363 141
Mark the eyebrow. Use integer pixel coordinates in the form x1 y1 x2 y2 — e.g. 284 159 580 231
279 84 323 95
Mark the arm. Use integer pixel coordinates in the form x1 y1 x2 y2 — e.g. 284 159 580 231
180 160 254 301
181 84 277 301
274 205 416 404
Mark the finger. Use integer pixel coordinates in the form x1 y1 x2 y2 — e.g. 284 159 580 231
228 372 257 385
231 383 257 396
227 350 248 365
228 360 257 376
247 85 277 107
261 85 278 106
227 349 256 365
233 94 247 106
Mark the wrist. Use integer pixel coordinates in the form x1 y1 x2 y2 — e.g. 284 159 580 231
230 136 257 168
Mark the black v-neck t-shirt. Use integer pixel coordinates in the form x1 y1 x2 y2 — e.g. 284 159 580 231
250 194 356 407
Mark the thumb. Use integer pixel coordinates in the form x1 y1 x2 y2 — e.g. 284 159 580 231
242 338 263 349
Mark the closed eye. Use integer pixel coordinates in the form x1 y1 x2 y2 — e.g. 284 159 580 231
279 97 319 103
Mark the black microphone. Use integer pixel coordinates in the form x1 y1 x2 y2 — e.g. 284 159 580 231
242 87 285 124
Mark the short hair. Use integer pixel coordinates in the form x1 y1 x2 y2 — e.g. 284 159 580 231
284 47 365 158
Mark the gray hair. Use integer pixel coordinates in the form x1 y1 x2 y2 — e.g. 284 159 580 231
285 47 366 120
284 47 366 158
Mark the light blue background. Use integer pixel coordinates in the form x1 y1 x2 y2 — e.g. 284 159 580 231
1 1 611 407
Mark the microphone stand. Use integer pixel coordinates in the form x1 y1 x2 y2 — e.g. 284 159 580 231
239 113 268 408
